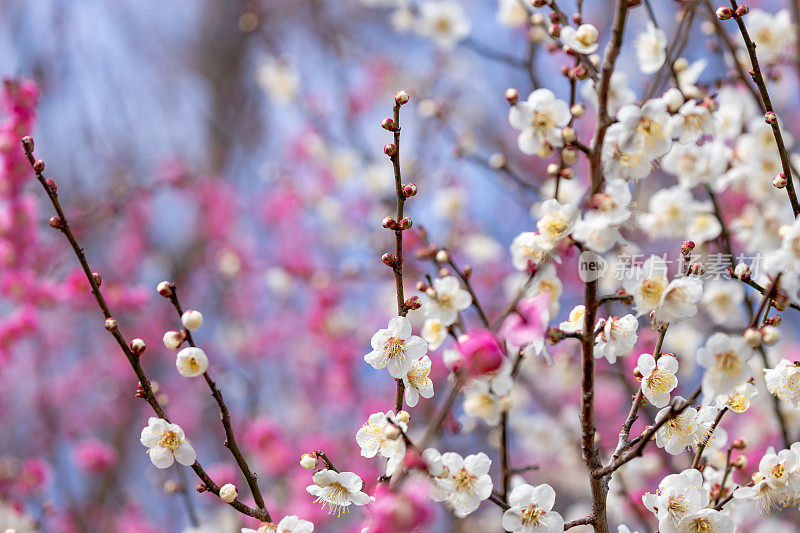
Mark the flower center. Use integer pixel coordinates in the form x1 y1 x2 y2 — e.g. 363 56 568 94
646 367 673 392
520 504 545 526
531 111 555 134
641 277 665 307
383 336 407 365
666 495 689 522
538 214 568 242
637 117 665 145
689 517 713 533
771 463 785 480
315 482 351 517
453 468 477 493
714 351 740 375
727 393 748 412
158 431 181 452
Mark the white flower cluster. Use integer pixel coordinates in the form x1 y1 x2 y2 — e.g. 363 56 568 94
643 469 733 532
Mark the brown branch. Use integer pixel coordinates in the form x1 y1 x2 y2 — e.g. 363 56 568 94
166 286 268 517
565 516 595 530
21 137 271 522
727 0 800 216
690 407 728 470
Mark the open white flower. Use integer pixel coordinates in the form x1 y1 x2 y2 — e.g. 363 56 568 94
495 0 528 27
654 399 698 455
715 382 757 413
693 406 727 450
501 483 565 533
535 198 579 248
765 359 800 406
602 123 653 181
436 452 493 517
510 232 551 270
275 516 314 533
403 355 434 407
306 470 370 516
677 509 733 533
423 276 472 326
594 314 638 364
364 316 427 378
623 256 703 323
560 24 599 54
662 141 731 189
356 411 405 459
617 99 672 158
176 347 209 377
559 305 586 334
463 379 504 426
422 318 447 350
508 89 571 156
696 333 753 398
638 353 678 407
634 22 666 74
669 100 714 144
417 0 471 51
745 9 795 63
643 469 708 532
639 186 696 238
701 280 745 327
140 417 196 469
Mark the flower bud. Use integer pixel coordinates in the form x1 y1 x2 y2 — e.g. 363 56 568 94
505 88 519 106
663 87 685 112
181 310 204 331
383 425 401 440
488 153 507 169
405 295 421 310
104 318 118 331
716 6 733 20
399 217 412 230
33 159 45 173
130 338 146 355
394 90 410 106
381 118 396 131
219 483 238 503
92 272 102 286
559 168 574 180
163 330 185 350
548 23 561 39
157 281 173 297
546 163 560 176
402 183 418 197
381 252 396 267
458 329 504 376
49 216 62 229
396 410 411 424
773 173 787 189
732 437 747 449
761 325 781 345
537 143 554 158
735 4 749 17
681 240 696 254
733 262 751 280
382 216 398 230
435 250 450 263
46 178 58 194
383 143 397 156
688 263 705 276
733 455 748 469
743 327 762 347
21 135 33 150
570 103 585 117
764 111 777 125
562 127 576 144
300 453 318 470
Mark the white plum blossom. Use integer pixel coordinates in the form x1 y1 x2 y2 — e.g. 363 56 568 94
654 398 698 455
687 212 722 246
617 100 672 158
601 123 654 181
639 186 697 238
558 305 585 334
764 359 800 406
559 24 599 54
634 22 666 74
463 379 504 426
594 314 638 364
181 309 203 331
403 355 434 407
306 470 370 516
638 353 678 408
356 411 406 459
510 232 551 270
693 406 727 450
417 1 471 51
364 316 428 378
433 452 493 517
622 256 703 323
421 318 447 350
257 57 300 103
734 446 800 513
643 469 709 532
176 347 209 378
745 9 796 64
508 89 571 156
423 276 472 326
495 0 528 27
661 141 731 189
677 509 734 533
501 483 565 533
696 333 753 398
669 100 715 144
715 382 757 413
140 417 197 469
245 515 314 533
701 280 746 327
535 198 579 249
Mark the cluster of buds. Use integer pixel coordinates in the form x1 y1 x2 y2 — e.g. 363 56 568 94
404 295 421 311
382 216 413 231
716 6 734 20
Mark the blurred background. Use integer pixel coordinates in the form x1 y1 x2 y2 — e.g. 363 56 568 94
1 0 800 531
